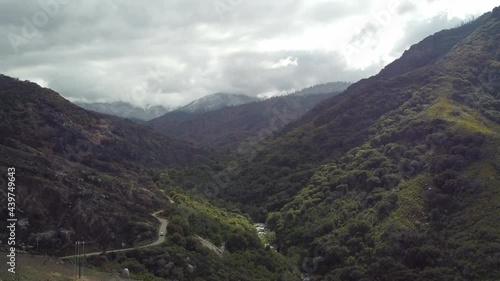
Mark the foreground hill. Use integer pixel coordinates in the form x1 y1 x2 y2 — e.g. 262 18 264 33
0 76 207 255
186 7 500 280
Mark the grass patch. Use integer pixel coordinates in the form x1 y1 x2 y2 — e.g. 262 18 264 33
380 174 430 233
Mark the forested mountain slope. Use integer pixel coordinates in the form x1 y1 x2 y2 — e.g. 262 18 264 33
0 76 207 255
199 7 500 281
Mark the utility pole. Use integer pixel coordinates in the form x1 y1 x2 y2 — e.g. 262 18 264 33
79 241 81 279
74 242 77 279
82 241 85 278
78 241 81 279
74 241 86 279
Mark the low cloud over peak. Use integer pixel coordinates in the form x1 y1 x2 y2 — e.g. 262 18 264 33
1 0 498 108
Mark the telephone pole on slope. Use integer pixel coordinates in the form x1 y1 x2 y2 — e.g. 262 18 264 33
74 241 85 279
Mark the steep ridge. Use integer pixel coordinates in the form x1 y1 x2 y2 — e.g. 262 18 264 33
204 7 500 280
378 12 491 78
0 76 208 255
222 9 499 212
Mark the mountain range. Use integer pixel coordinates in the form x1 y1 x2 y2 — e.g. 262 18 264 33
74 83 351 125
0 6 499 281
75 101 172 121
149 85 350 149
75 93 260 123
176 92 260 114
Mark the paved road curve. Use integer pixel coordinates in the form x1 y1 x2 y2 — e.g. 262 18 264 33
60 211 168 259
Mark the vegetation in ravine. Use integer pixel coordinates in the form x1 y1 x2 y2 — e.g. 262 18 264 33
87 180 302 281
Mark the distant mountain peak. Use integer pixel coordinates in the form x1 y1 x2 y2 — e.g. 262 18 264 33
74 101 172 121
290 81 352 96
177 93 259 114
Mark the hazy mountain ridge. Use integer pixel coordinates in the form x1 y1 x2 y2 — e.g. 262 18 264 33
177 93 260 114
290 81 352 96
74 84 350 124
149 87 347 149
75 101 172 121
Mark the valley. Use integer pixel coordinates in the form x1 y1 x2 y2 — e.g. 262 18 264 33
0 4 499 281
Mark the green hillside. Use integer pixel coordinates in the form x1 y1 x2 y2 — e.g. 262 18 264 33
196 7 500 281
0 5 498 281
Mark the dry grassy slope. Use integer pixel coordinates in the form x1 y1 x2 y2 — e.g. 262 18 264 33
0 254 122 281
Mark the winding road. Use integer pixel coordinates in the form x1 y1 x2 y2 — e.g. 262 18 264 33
60 211 168 259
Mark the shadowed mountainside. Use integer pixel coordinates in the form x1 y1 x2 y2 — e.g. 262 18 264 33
0 76 208 255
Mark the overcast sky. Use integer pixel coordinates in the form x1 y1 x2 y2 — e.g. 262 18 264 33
1 0 498 108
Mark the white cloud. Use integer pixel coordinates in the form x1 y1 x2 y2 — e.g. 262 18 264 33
0 0 498 107
261 57 299 69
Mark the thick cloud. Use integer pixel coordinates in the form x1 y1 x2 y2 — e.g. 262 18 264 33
1 0 498 107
